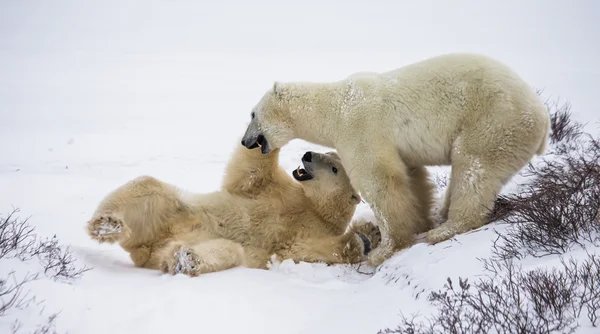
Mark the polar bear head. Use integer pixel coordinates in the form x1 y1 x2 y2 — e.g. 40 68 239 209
293 150 361 209
240 82 296 154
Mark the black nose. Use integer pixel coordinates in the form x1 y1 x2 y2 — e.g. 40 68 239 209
241 139 246 146
303 151 312 162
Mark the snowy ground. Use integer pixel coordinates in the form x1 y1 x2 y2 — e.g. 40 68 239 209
1 1 599 333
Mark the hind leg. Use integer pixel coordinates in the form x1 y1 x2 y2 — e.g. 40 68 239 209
425 135 532 244
408 166 435 233
87 214 131 244
160 239 246 276
87 176 193 269
86 175 187 246
126 230 215 270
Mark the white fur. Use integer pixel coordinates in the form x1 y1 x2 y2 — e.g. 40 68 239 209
245 53 551 265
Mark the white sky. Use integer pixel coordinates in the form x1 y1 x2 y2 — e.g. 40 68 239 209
1 0 598 134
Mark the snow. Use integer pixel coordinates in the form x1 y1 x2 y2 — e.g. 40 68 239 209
1 0 599 333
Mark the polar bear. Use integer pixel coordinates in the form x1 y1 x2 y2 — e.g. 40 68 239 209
85 143 381 276
240 53 551 266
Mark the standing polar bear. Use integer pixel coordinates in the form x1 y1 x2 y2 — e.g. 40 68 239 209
86 143 381 276
240 53 550 266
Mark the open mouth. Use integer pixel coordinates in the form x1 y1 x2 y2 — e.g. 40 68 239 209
292 165 313 181
249 135 269 154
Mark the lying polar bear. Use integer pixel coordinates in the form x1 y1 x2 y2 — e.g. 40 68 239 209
86 142 381 276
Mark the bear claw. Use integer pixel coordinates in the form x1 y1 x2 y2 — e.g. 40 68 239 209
356 232 372 255
169 246 202 276
350 220 382 250
87 215 127 243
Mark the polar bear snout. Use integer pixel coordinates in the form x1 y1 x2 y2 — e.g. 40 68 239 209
240 135 260 149
241 134 269 153
302 151 312 163
304 151 334 170
240 138 259 149
294 151 340 181
301 151 318 174
293 152 315 182
241 116 270 153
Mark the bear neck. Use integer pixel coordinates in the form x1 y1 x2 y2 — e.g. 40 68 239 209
305 188 354 233
282 82 342 148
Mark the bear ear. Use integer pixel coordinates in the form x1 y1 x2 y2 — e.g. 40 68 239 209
273 81 284 98
351 193 362 205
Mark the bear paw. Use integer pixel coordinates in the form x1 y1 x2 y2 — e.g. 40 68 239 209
164 245 202 277
342 233 371 263
414 231 428 244
366 242 394 267
350 220 382 250
425 223 457 244
87 215 129 243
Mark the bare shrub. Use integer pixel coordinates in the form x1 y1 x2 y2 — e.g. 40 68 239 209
0 208 91 280
34 236 90 280
0 209 36 260
10 314 58 334
0 208 91 334
0 271 39 317
379 254 600 334
488 100 600 259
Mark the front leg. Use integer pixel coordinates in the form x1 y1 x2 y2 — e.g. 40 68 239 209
339 144 425 266
221 142 285 197
278 231 372 265
86 175 185 248
159 239 247 277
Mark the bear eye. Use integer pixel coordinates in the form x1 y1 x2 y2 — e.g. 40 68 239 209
332 166 338 174
251 112 255 119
